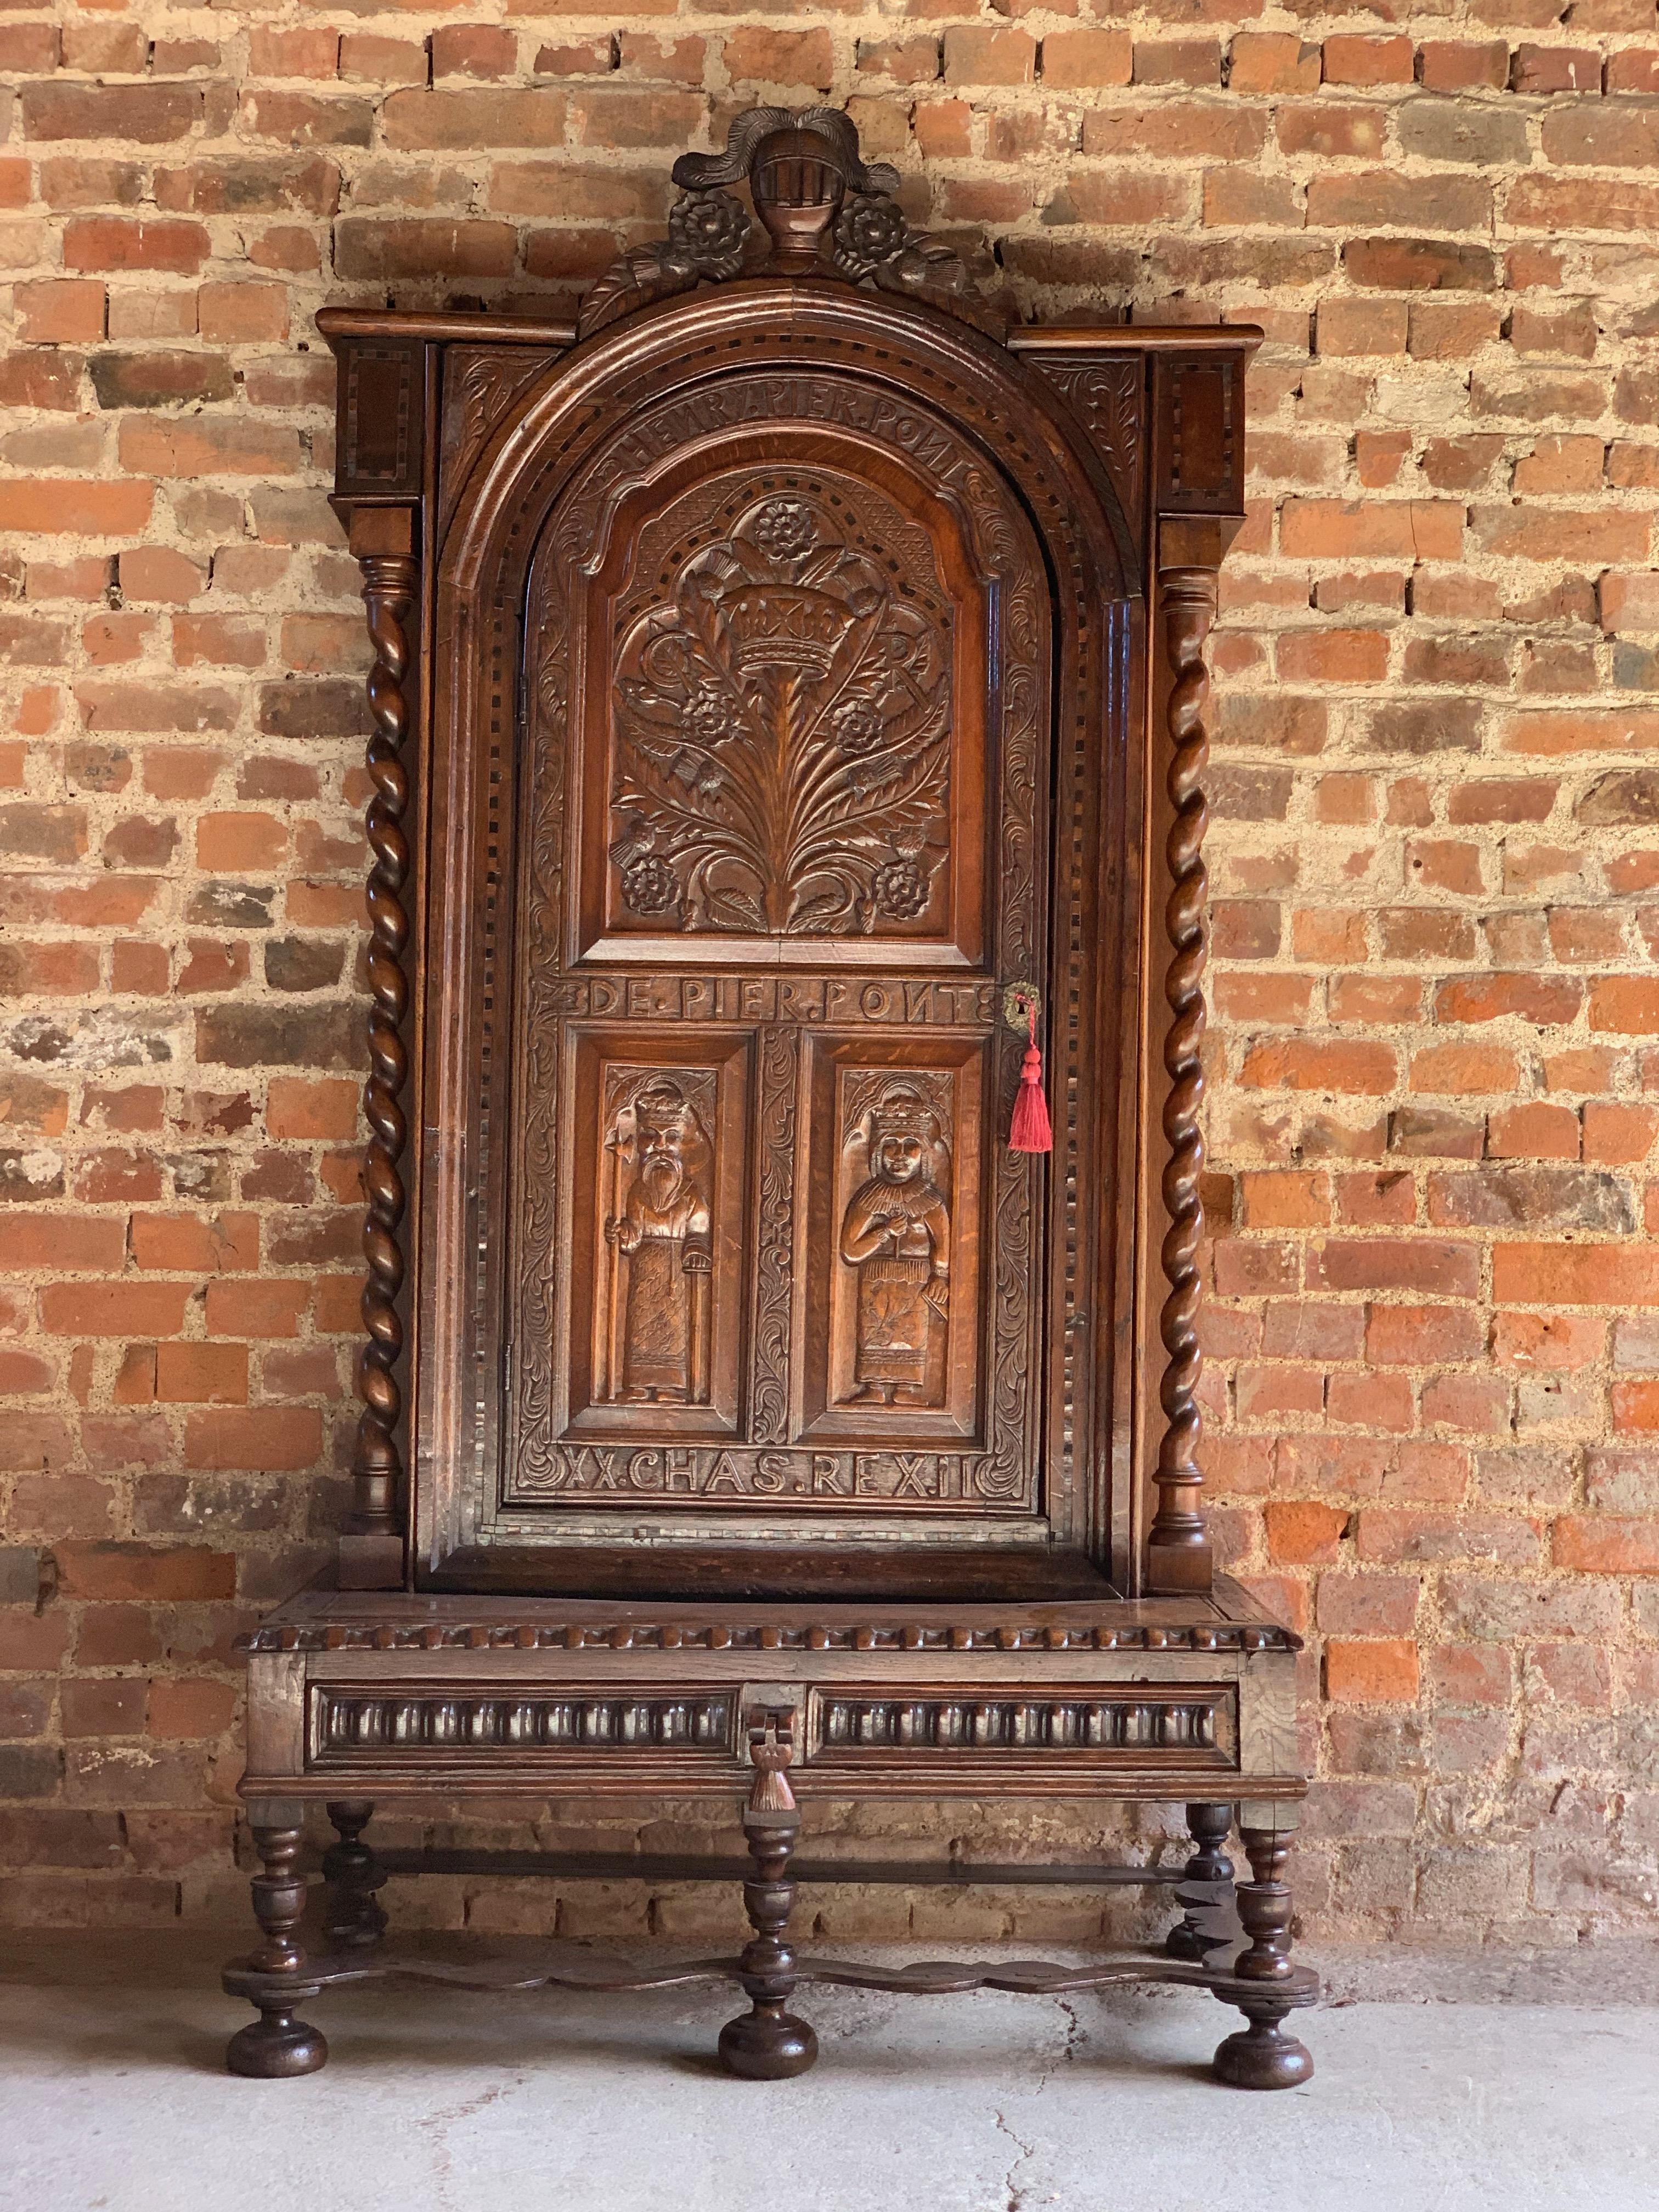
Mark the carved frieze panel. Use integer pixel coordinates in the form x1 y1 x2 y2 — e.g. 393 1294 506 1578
246 1617 1301 1656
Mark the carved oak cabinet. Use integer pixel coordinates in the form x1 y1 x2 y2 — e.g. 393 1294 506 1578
225 108 1315 2091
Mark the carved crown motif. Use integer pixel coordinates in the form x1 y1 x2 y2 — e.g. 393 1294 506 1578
579 105 1003 342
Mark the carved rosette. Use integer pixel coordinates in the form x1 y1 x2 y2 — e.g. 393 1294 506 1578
349 544 419 1553
1149 567 1217 1591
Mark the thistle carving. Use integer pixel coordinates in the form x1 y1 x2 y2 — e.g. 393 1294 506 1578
579 105 1000 341
609 490 952 937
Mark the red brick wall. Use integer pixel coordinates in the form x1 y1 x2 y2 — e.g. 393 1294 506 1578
3 6 1657 1940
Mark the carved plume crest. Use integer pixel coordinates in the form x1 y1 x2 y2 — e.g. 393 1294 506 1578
579 105 1000 341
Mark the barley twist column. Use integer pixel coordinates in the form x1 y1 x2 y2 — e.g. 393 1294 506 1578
1148 564 1217 1594
346 532 417 1581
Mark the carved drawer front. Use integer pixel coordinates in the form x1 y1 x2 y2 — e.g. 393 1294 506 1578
306 1683 738 1771
802 1683 1237 1776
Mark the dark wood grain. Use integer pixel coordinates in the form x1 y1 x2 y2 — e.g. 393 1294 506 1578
321 1801 388 1951
246 102 1311 2095
1212 1822 1316 2088
225 1812 327 2078
340 510 417 1590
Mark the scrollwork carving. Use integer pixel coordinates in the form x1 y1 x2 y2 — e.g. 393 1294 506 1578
751 1025 798 1444
1030 359 1145 543
439 347 548 541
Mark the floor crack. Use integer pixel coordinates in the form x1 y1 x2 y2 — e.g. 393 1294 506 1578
419 2078 514 2212
994 2106 1037 2212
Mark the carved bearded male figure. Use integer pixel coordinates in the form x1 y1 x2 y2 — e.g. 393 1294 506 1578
605 1079 713 1404
839 1087 951 1406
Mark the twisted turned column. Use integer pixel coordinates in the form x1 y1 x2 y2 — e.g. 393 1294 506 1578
1148 564 1217 1594
347 539 418 1570
719 1709 816 2079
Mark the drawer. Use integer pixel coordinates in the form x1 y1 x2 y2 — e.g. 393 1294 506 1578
799 1680 1238 1788
306 1679 743 1779
284 1662 1250 1800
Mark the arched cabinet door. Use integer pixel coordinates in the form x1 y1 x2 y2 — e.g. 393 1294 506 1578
416 286 1137 1588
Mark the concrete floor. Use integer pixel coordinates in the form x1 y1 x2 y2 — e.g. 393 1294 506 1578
2 1938 1656 2212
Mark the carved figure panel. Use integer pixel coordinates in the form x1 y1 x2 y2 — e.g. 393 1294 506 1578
800 1040 985 1448
556 1032 749 1443
599 1070 715 1408
605 478 954 941
838 1075 952 1409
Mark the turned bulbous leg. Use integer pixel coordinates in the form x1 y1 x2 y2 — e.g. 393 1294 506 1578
227 1807 327 2079
323 1799 389 1950
719 1709 817 2081
1165 1801 1234 1961
1212 1820 1313 2091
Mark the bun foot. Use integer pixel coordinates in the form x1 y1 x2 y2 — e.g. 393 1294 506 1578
718 2004 818 2080
227 2004 328 2079
1212 2008 1312 2091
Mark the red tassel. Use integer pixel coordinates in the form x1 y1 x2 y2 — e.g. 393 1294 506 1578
1009 1004 1052 1154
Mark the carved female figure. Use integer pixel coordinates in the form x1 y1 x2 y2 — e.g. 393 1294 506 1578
839 1085 950 1406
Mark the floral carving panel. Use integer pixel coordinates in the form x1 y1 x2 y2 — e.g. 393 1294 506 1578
606 483 953 939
